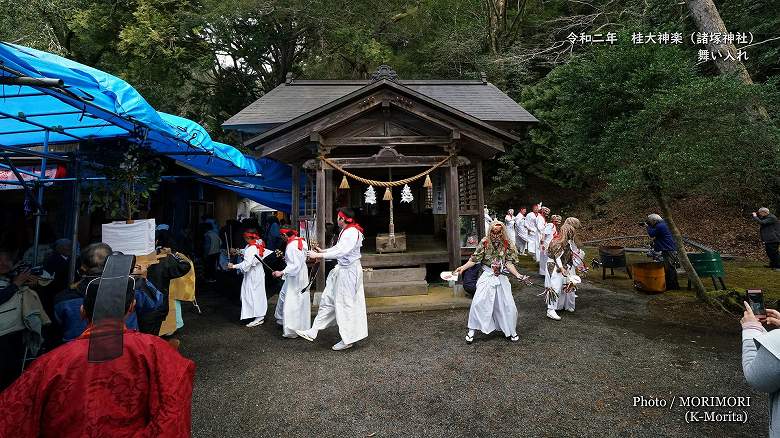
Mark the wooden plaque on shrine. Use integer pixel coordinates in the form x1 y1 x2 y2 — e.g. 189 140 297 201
376 232 407 253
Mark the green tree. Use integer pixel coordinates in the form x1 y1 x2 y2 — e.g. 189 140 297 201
519 43 698 188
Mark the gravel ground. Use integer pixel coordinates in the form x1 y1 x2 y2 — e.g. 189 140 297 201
180 278 767 437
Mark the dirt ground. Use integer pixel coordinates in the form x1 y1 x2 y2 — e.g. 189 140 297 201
179 273 768 438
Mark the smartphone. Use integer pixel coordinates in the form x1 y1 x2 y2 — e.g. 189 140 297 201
747 289 767 321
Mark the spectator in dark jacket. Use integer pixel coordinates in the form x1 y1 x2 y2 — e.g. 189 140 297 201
753 207 780 271
39 239 73 349
53 243 112 343
264 216 282 251
646 214 679 290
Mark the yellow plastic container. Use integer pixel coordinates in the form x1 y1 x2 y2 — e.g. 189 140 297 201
631 262 666 293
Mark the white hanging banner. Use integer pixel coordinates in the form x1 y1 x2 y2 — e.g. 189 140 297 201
102 219 156 256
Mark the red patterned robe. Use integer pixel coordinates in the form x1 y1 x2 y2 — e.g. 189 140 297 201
0 329 195 437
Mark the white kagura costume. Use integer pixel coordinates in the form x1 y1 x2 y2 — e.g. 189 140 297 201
505 214 516 244
311 226 368 345
524 211 538 260
235 243 272 320
274 237 311 337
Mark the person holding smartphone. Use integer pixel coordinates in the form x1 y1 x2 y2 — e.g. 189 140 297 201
741 300 780 437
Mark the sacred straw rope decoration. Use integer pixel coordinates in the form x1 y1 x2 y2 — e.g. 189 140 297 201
320 154 451 188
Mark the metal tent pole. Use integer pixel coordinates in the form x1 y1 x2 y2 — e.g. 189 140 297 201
68 153 81 284
31 130 49 266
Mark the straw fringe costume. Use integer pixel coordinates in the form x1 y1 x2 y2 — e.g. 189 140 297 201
544 219 584 314
466 223 520 338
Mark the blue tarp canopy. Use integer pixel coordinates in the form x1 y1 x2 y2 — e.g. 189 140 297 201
0 41 297 212
198 178 294 212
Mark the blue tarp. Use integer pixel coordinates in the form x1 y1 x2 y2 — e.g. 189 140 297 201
158 112 259 176
0 42 163 145
197 178 294 212
0 41 297 211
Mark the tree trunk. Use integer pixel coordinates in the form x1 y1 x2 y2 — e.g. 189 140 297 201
485 0 506 54
650 188 711 304
684 0 753 84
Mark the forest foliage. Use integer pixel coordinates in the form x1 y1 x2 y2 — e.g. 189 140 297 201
1 0 778 208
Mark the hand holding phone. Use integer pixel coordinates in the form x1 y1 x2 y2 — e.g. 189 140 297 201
766 309 780 328
746 289 767 322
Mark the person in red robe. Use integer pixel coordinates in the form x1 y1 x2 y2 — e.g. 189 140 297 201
0 271 195 438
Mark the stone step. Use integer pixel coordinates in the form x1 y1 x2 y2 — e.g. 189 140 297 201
364 280 429 297
363 267 426 284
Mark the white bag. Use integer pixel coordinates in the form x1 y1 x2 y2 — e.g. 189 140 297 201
102 219 156 255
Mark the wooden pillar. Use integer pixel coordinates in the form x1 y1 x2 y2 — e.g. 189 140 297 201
316 161 326 291
475 159 485 243
446 156 460 270
291 164 300 227
325 169 334 223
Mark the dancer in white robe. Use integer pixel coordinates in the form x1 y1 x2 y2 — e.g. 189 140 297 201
534 206 549 262
538 214 560 276
514 207 529 255
504 209 516 244
227 229 272 327
543 217 585 320
525 204 539 261
296 208 368 351
453 220 530 344
272 227 311 338
484 206 492 235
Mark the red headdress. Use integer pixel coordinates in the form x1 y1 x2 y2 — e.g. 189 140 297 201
280 227 304 250
243 231 265 254
337 211 364 236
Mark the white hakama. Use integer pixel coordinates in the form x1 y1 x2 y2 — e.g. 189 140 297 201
534 214 547 262
514 214 528 255
275 239 311 337
538 222 554 276
235 244 272 320
467 266 518 336
310 227 368 345
525 212 538 260
505 214 516 244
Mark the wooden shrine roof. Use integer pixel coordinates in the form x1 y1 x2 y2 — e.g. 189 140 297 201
223 74 537 134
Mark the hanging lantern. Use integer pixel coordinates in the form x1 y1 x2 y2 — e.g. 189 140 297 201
383 187 393 201
339 175 350 189
423 174 433 188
